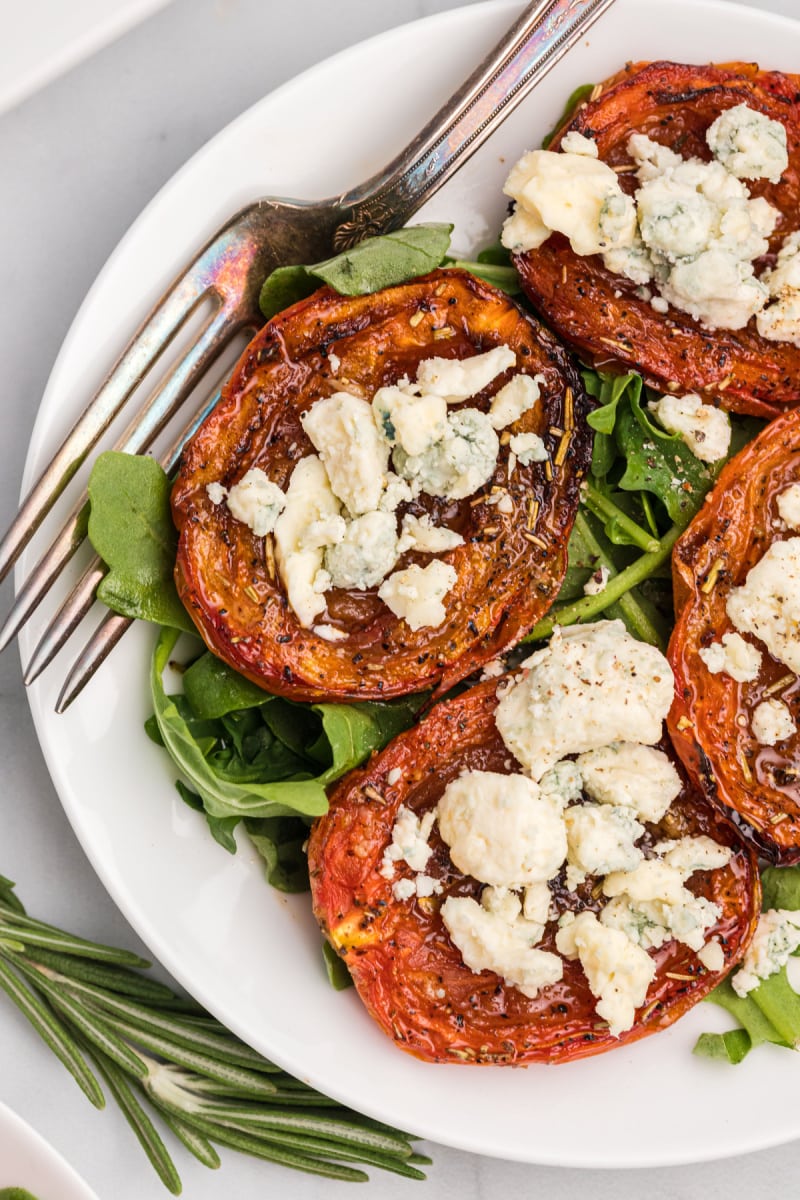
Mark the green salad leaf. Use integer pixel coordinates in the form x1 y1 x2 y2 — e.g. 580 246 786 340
245 816 311 893
541 82 596 148
258 223 454 320
696 866 800 1064
535 366 762 649
585 371 714 528
693 1028 751 1065
149 630 422 889
761 866 800 911
87 452 194 634
182 651 272 719
322 941 354 991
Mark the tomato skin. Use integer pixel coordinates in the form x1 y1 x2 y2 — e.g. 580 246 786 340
308 679 759 1066
513 60 800 417
668 406 800 861
171 269 591 703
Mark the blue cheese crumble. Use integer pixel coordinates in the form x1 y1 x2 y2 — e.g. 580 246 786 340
732 908 800 997
437 770 567 887
502 105 793 337
494 621 674 780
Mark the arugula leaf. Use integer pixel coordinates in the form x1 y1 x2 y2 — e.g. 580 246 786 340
445 259 521 294
583 370 638 479
245 816 310 893
150 629 421 841
583 369 717 529
616 395 714 528
541 82 595 148
477 241 514 267
258 224 453 320
321 941 354 991
761 866 800 913
255 264 317 321
556 513 607 603
585 371 639 437
693 1029 752 1065
151 629 329 821
88 453 194 634
748 967 800 1046
175 781 240 854
182 652 271 719
315 697 423 786
698 866 800 1063
703 976 789 1051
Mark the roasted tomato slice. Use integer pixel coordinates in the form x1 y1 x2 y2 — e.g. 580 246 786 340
308 679 758 1066
172 268 590 702
514 60 800 417
668 406 800 861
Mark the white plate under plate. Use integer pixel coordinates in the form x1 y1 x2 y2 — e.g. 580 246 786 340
0 1101 99 1199
18 0 800 1169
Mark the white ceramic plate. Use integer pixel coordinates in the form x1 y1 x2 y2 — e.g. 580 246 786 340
19 0 800 1169
0 1101 99 1200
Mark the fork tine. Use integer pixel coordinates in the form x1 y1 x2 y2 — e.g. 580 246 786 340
55 611 132 715
23 561 105 685
2 305 240 657
0 279 203 583
21 340 251 693
0 500 91 655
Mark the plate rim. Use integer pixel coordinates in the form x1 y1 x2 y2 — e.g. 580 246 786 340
0 1100 100 1199
19 0 800 1171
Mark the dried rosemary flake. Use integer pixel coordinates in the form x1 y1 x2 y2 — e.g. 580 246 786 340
763 673 795 697
264 534 276 582
554 430 572 468
739 751 753 784
700 558 724 594
564 386 574 431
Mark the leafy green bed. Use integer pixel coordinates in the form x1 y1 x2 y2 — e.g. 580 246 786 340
84 222 800 1064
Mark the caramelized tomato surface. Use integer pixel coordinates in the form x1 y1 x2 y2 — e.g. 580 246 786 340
669 406 800 861
514 61 800 416
171 269 590 702
308 679 758 1065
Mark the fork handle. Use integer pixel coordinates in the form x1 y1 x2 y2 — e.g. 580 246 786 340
333 0 615 249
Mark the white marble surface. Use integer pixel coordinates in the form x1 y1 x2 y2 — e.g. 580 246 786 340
1 0 799 1196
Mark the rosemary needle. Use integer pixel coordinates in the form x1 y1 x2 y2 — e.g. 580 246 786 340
0 879 426 1192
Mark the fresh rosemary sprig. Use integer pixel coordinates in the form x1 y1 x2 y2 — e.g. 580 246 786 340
0 876 428 1192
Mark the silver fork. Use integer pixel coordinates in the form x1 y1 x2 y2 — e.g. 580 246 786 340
1 0 615 712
